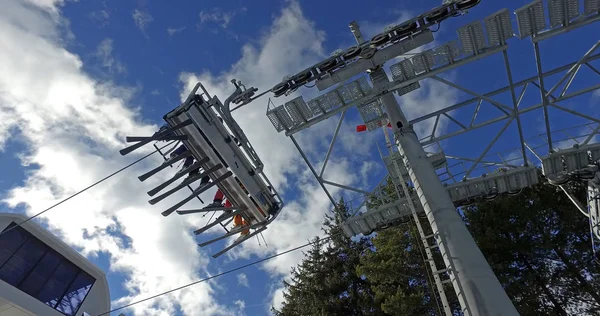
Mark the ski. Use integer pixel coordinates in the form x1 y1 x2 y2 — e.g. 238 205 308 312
193 210 241 235
176 206 240 215
212 227 267 258
198 223 250 246
126 135 188 142
149 169 209 205
146 158 213 196
138 151 194 182
119 119 192 156
161 171 233 217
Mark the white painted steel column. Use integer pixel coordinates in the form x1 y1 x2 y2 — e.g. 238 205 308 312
371 68 518 316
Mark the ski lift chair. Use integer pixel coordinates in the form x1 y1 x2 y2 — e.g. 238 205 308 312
120 82 284 258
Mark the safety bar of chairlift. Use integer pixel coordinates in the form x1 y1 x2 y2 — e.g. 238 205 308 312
119 120 193 156
198 220 268 247
162 83 284 227
174 84 284 215
176 206 242 215
161 171 233 216
210 95 285 214
212 226 268 258
196 81 264 172
148 162 221 204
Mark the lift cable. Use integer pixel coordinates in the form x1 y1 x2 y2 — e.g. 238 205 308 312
101 226 425 315
98 236 332 315
0 141 176 237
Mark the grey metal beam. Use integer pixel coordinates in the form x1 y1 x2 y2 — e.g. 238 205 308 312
422 80 600 146
445 155 519 168
545 41 600 98
284 93 378 137
432 76 512 115
384 45 507 95
320 110 347 178
409 53 600 125
586 62 600 76
322 179 372 195
532 13 600 43
559 185 589 218
503 50 529 166
469 99 483 127
550 103 600 124
583 124 600 145
290 135 338 207
533 42 554 153
315 30 435 91
462 118 514 179
443 112 468 130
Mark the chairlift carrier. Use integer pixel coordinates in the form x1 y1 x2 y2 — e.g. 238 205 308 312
119 82 283 258
163 83 282 224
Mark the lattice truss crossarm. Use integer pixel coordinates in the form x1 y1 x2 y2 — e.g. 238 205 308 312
258 1 600 314
264 0 600 234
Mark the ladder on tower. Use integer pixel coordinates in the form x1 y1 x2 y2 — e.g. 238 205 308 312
382 126 454 316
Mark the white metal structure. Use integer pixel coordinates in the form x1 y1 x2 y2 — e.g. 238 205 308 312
0 212 110 316
260 0 600 314
120 82 283 258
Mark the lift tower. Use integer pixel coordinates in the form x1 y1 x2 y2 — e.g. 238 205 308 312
263 0 600 314
352 23 517 316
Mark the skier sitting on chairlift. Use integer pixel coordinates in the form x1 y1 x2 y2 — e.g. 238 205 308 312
153 124 175 140
205 189 250 239
168 144 211 185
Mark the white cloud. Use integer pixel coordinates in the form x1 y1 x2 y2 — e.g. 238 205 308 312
234 299 245 310
237 273 249 288
167 26 186 36
178 1 459 311
151 89 161 96
96 38 126 74
198 7 246 29
0 1 233 315
23 0 65 16
357 11 414 39
0 1 461 315
132 9 153 35
89 1 110 27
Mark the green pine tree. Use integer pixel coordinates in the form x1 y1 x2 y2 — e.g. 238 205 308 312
356 179 461 315
273 199 381 316
464 181 600 315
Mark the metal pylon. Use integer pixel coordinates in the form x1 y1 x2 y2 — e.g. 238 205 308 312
382 124 454 315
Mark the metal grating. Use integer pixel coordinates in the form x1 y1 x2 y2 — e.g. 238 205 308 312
585 0 600 15
515 0 547 39
548 0 580 27
357 98 387 131
390 58 417 81
267 108 285 132
306 99 325 116
411 50 435 74
315 93 333 111
356 77 373 95
395 82 421 97
432 41 462 65
285 96 311 124
457 20 487 55
484 9 514 46
336 77 372 103
325 91 343 109
275 106 295 129
589 183 600 238
338 85 355 103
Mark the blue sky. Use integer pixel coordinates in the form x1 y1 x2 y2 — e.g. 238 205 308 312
0 0 599 315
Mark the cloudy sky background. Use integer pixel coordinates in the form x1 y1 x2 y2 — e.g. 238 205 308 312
0 0 599 315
